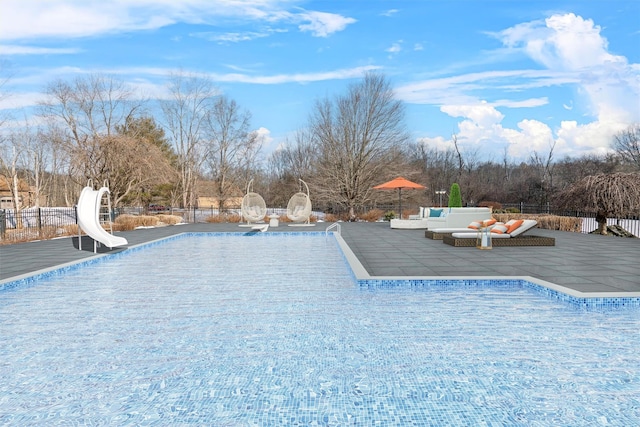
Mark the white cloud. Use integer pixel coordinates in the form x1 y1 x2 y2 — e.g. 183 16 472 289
381 9 399 17
203 65 381 85
0 0 355 42
491 98 548 108
0 45 80 55
386 42 402 54
441 102 504 128
497 13 639 121
437 100 630 159
408 12 639 159
254 126 274 149
396 69 578 106
0 65 383 111
0 91 43 111
297 11 356 37
498 13 625 71
556 120 629 156
0 0 174 41
416 135 451 152
190 31 272 43
436 103 556 158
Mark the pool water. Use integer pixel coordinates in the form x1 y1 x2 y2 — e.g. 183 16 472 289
0 233 638 426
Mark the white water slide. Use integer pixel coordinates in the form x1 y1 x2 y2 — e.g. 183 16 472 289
77 185 128 252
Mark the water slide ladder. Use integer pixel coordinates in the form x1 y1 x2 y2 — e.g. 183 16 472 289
98 187 114 235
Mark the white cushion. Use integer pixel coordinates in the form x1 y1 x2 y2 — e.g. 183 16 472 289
430 227 477 233
509 219 537 237
451 232 510 239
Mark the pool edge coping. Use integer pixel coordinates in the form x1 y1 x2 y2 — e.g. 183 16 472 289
332 232 640 301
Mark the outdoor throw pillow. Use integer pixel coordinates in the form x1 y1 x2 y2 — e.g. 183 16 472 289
429 208 443 217
491 224 508 234
506 219 524 234
467 221 482 230
483 218 497 227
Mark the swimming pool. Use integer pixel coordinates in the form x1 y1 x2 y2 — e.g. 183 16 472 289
0 233 638 425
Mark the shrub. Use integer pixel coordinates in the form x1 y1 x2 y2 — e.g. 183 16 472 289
155 214 184 225
493 213 582 232
279 214 293 223
324 213 339 223
114 214 141 230
226 213 242 223
114 214 159 230
358 209 384 222
448 183 462 207
384 211 396 221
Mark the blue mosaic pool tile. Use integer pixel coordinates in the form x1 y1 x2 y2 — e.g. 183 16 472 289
1 231 638 314
356 277 640 310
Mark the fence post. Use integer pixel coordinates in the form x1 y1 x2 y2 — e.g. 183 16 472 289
0 209 5 240
37 208 42 231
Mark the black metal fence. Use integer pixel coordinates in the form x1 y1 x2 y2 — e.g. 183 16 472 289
1 205 638 241
500 203 640 236
0 207 78 242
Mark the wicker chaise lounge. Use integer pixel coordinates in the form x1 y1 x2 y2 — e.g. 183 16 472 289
441 219 556 247
442 234 556 247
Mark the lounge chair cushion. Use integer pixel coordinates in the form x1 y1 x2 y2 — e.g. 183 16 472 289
452 231 511 239
509 219 537 237
430 227 476 233
451 219 538 239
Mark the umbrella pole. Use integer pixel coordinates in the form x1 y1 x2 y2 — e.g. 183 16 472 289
398 188 402 219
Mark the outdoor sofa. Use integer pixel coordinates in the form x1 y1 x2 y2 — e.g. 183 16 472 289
391 206 492 230
425 207 492 229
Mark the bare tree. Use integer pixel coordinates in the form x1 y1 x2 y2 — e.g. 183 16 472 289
554 172 640 235
161 71 217 211
203 95 261 211
23 128 52 207
0 60 13 129
38 74 142 189
0 132 26 217
310 73 408 219
266 128 317 207
529 139 557 207
452 133 465 178
612 124 640 170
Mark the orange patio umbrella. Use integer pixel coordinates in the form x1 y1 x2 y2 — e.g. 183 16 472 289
373 176 426 219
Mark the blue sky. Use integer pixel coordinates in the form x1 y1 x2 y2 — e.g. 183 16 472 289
1 0 639 162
